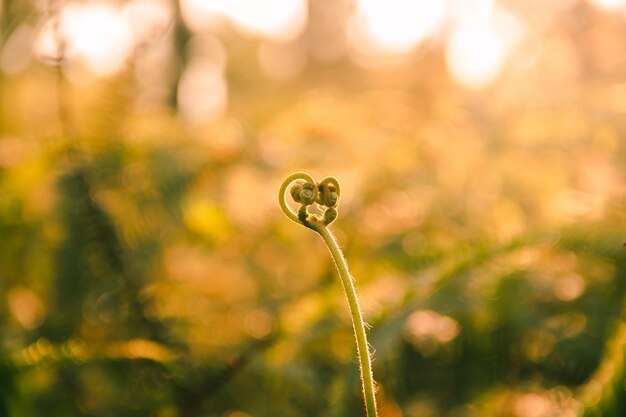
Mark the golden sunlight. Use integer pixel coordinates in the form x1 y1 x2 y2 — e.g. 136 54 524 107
4 1 626 415
35 0 171 79
59 2 133 76
588 0 626 10
445 6 522 88
352 0 448 54
181 0 307 41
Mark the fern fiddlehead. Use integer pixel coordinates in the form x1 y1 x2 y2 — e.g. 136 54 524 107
279 172 378 417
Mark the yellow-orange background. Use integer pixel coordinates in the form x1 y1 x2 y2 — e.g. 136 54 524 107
1 1 625 416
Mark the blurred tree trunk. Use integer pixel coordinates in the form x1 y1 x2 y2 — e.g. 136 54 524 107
168 0 190 111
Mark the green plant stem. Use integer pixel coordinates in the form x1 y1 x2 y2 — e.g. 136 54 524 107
279 173 378 417
317 226 378 417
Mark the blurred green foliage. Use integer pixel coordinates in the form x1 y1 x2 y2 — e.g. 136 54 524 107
1 1 626 417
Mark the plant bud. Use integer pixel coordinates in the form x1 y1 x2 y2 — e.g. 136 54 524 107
323 208 337 225
290 183 303 203
300 183 316 205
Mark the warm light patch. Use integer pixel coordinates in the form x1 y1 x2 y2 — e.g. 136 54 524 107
515 393 556 417
554 274 586 301
184 199 232 242
115 338 175 362
227 412 252 417
8 287 46 329
59 2 133 76
0 136 27 167
405 310 460 343
258 40 307 79
446 8 522 88
226 0 307 41
352 0 447 53
589 0 626 10
35 0 171 78
244 309 274 339
122 0 172 42
177 59 227 122
176 34 228 122
447 18 504 88
181 0 307 41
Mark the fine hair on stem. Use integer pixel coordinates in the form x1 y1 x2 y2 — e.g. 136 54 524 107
279 172 378 417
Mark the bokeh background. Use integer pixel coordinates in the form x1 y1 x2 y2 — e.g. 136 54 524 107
1 0 626 416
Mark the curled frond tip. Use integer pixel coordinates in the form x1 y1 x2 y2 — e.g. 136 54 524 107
279 172 342 230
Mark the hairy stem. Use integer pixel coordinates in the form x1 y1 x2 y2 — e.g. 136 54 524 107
279 173 378 417
317 227 378 417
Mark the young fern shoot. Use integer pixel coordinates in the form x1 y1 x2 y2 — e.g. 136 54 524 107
279 172 379 417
